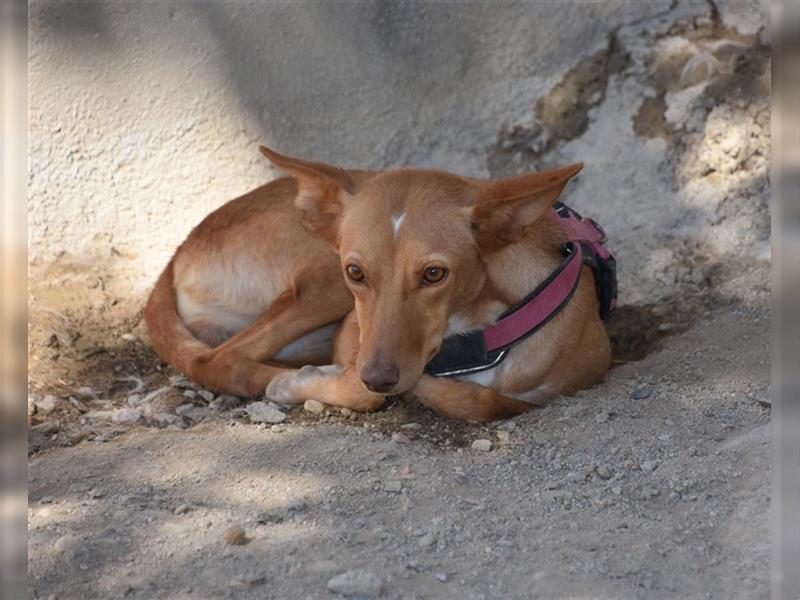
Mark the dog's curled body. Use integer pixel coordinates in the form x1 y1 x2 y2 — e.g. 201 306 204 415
145 149 611 420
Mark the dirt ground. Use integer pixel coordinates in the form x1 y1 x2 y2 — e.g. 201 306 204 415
28 4 771 599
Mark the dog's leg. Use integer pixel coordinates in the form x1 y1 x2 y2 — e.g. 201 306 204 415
412 375 535 422
189 284 352 396
265 311 386 411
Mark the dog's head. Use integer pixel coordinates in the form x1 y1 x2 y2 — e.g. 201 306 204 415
260 146 581 394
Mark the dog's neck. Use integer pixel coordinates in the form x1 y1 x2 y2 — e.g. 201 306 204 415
447 215 567 334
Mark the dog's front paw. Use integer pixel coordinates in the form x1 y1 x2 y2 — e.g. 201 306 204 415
265 364 342 407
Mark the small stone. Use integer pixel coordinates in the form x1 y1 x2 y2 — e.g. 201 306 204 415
595 411 610 424
753 388 771 408
182 389 197 399
111 407 141 425
152 412 181 427
257 511 284 525
76 386 96 398
246 401 286 424
340 407 353 417
327 570 382 598
183 406 211 422
641 460 659 473
303 399 325 414
31 421 60 435
196 389 215 403
630 385 653 400
287 498 308 512
496 430 511 443
596 465 614 480
121 333 138 342
35 395 59 415
497 420 517 432
175 403 195 416
174 504 192 515
657 323 675 332
90 488 105 499
391 432 411 444
40 496 54 504
224 525 248 545
400 422 422 430
471 439 492 452
270 424 287 433
384 480 402 493
418 532 437 548
84 410 113 420
435 572 449 582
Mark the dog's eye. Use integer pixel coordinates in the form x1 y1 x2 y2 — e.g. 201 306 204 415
422 266 447 285
346 264 365 283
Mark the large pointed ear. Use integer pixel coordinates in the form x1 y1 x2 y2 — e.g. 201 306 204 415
259 145 355 244
470 163 583 249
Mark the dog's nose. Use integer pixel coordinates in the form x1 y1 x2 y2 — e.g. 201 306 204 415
360 361 399 394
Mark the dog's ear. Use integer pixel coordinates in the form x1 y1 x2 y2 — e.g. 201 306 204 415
259 145 355 244
470 163 583 250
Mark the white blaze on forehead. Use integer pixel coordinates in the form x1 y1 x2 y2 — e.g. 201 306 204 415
391 212 406 240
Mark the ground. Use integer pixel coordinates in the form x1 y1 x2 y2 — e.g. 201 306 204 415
28 5 771 599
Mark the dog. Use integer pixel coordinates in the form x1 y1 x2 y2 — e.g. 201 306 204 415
144 146 615 421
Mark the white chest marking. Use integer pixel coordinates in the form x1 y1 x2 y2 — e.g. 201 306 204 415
391 212 406 240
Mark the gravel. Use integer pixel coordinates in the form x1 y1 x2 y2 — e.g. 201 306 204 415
471 439 492 452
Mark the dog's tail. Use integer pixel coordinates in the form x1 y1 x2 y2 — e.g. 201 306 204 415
144 260 210 378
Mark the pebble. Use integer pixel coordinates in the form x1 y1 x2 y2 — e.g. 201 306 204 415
40 496 54 504
76 386 96 398
31 421 60 435
596 465 615 480
630 385 653 400
229 573 266 588
340 408 354 417
196 389 215 403
496 430 511 443
152 412 181 427
641 460 659 473
183 406 211 422
84 410 113 420
497 420 517 432
224 525 248 545
257 511 284 525
385 480 402 493
287 498 308 512
270 424 287 433
327 570 382 598
182 389 197 399
435 572 449 582
121 333 138 342
471 439 492 452
111 408 141 425
35 395 59 415
304 399 325 414
391 432 411 444
174 504 192 515
90 488 105 499
418 532 437 548
245 401 286 424
400 422 422 430
175 404 195 416
595 411 610 424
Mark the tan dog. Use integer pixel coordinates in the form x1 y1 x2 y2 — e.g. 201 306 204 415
144 147 611 421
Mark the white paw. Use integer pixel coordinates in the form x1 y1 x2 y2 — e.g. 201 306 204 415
265 364 342 407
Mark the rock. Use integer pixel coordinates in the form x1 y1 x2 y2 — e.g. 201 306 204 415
224 525 248 545
596 465 614 480
182 389 197 399
257 511 284 525
174 504 192 515
121 333 138 342
303 399 325 414
640 460 659 473
753 388 771 408
497 420 517 432
40 496 54 504
31 421 60 435
400 422 422 430
90 488 105 499
35 395 59 415
84 410 113 420
287 498 308 512
245 401 286 424
630 385 653 400
76 386 96 398
435 572 448 582
175 403 195 416
111 407 141 425
196 389 215 403
391 432 411 444
152 412 181 427
496 430 511 443
384 480 402 493
471 439 492 452
183 406 211 421
327 570 382 598
418 532 437 548
340 407 354 417
595 411 610 424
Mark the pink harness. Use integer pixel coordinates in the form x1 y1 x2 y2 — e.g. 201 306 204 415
425 202 616 378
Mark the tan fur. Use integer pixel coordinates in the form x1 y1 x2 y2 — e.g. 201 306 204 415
144 147 611 421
